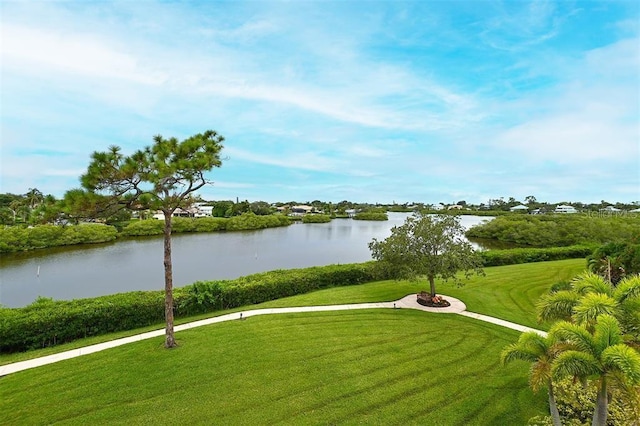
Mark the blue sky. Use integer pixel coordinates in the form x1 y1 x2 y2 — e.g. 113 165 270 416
1 0 639 205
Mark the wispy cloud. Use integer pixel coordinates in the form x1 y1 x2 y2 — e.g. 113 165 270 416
1 1 638 204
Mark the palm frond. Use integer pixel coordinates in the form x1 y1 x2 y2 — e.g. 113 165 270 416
571 271 613 296
593 314 624 353
537 291 579 323
601 344 640 385
501 343 539 365
552 350 601 380
614 275 640 304
550 321 597 355
573 293 618 328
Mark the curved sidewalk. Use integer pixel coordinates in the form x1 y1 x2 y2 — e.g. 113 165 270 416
0 294 545 377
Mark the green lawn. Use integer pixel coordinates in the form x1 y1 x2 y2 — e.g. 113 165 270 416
0 310 545 425
258 258 585 329
0 258 586 366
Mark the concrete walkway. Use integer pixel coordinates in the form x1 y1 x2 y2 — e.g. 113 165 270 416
0 294 545 377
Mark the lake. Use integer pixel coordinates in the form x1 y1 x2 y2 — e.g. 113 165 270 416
0 213 494 307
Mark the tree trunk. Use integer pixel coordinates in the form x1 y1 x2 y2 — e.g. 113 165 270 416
163 211 177 348
429 275 436 298
592 378 608 426
548 380 562 426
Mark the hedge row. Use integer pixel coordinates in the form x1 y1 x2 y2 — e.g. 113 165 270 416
478 245 595 266
0 224 117 253
121 213 291 236
353 212 388 221
301 214 331 223
0 263 380 353
0 245 595 353
466 214 639 247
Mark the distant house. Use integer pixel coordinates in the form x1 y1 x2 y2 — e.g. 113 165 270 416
600 206 621 213
509 205 528 212
432 204 445 211
289 205 314 216
447 204 463 210
555 205 577 214
345 209 357 218
530 208 547 215
152 204 212 220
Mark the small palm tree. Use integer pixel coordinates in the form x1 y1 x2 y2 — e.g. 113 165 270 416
550 314 640 426
501 332 564 426
538 272 640 345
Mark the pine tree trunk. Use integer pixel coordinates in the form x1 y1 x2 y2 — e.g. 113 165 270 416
163 211 177 348
592 378 608 426
548 380 562 426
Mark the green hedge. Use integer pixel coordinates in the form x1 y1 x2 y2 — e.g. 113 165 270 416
0 245 595 353
466 214 639 247
301 214 331 223
353 212 388 221
0 263 380 353
121 213 290 236
0 224 117 253
479 245 594 266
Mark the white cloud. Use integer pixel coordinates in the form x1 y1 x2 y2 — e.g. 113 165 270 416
225 147 343 173
493 36 639 166
1 24 167 85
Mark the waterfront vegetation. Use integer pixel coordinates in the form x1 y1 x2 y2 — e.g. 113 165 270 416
0 223 117 253
0 258 584 354
0 213 292 253
0 259 589 424
301 213 331 223
466 214 640 247
353 211 388 221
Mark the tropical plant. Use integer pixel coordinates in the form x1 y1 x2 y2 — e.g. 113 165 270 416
368 213 484 299
80 130 225 348
537 272 640 346
588 242 640 284
501 332 564 426
550 315 640 426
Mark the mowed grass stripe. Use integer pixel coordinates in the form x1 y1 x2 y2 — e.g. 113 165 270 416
0 259 585 367
0 310 545 425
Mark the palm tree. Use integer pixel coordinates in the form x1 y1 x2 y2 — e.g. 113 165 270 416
550 315 640 426
501 332 563 426
24 188 44 209
537 272 640 345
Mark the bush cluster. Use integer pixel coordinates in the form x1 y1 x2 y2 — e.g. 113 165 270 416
466 214 639 247
301 214 331 223
353 212 388 221
0 224 117 253
479 245 594 267
0 263 381 353
121 213 290 236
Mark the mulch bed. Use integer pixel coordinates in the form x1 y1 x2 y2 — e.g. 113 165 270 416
416 291 451 308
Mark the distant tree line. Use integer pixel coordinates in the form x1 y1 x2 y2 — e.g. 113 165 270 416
2 190 638 227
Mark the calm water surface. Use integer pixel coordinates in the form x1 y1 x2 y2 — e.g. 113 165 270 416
0 213 493 307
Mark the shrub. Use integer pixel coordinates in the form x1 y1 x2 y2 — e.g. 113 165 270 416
121 214 291 236
526 378 639 426
178 263 381 315
225 212 290 231
0 262 382 353
0 291 166 353
353 212 388 221
479 246 594 267
301 214 331 223
0 224 117 253
120 219 165 236
466 215 639 247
